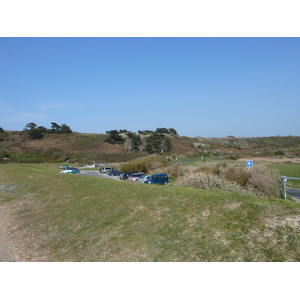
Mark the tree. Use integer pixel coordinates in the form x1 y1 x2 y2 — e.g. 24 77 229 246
138 130 154 135
37 126 48 133
23 122 44 140
156 128 170 134
124 132 142 152
51 122 62 133
168 128 178 136
119 129 130 133
105 130 125 144
24 122 37 131
145 132 172 154
0 127 5 142
28 129 44 140
60 124 72 134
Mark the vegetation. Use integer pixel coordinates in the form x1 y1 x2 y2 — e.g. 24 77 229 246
145 132 172 154
105 128 176 154
124 132 143 152
105 130 125 144
23 122 73 140
137 128 178 136
268 163 300 188
120 155 168 173
1 163 299 262
171 163 282 198
1 127 300 165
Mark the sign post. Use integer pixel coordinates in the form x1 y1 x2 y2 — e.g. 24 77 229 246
281 176 287 199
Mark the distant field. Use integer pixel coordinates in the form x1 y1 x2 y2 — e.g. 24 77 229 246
268 163 300 188
1 163 300 261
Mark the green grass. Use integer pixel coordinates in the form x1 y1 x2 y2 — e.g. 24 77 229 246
268 163 300 188
1 163 300 261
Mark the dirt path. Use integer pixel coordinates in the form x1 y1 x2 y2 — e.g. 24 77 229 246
0 203 26 262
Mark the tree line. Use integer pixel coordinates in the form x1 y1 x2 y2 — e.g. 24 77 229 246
23 122 73 140
1 124 176 154
105 128 178 154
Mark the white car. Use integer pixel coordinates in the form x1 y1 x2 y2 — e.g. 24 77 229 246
59 168 80 174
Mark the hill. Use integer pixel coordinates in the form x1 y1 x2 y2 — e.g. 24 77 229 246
1 163 300 261
1 130 300 164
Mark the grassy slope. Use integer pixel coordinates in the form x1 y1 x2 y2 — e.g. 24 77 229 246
1 163 300 262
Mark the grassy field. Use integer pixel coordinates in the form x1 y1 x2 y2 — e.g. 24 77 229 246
1 163 300 261
268 163 300 188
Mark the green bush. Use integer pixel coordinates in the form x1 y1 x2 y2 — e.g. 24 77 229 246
275 149 285 156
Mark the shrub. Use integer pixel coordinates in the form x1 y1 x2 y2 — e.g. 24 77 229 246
219 165 250 186
174 163 282 198
120 155 167 173
245 165 281 198
176 173 244 193
275 149 285 156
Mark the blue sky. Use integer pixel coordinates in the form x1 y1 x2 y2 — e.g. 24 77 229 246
1 37 299 137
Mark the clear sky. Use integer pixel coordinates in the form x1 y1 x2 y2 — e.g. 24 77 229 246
1 37 299 137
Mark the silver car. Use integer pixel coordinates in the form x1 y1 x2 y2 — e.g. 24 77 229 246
136 175 151 183
127 173 145 182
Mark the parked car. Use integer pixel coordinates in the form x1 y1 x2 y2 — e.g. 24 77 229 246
99 167 113 173
144 173 168 185
59 167 80 174
136 175 151 183
58 165 72 169
107 169 122 176
120 172 136 180
128 173 145 182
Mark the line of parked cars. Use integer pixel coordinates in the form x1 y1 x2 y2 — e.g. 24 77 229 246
120 171 169 185
100 167 169 185
58 164 168 185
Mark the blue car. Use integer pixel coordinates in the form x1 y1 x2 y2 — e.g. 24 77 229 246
144 173 168 185
107 169 122 176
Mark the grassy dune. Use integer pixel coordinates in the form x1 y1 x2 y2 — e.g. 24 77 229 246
1 163 300 261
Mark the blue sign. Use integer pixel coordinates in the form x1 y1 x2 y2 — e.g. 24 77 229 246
246 160 253 167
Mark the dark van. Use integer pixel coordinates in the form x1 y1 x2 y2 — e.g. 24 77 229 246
144 173 168 185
